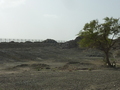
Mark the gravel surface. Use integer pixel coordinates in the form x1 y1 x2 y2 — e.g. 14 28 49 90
0 70 120 90
0 44 119 90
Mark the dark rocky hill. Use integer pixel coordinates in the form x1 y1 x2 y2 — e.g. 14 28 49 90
0 38 119 63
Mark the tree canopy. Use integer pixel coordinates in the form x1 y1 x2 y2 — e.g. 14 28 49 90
78 17 120 67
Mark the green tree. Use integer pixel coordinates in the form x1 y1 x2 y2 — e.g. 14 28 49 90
78 17 120 67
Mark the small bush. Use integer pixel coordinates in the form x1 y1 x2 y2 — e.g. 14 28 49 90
88 68 92 71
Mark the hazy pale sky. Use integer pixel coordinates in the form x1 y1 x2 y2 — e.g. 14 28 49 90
0 0 120 40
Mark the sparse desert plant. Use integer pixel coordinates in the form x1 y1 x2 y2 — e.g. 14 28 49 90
46 67 50 69
52 68 58 72
67 62 80 64
37 68 40 71
88 68 92 71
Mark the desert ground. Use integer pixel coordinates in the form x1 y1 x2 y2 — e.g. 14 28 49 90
0 43 120 90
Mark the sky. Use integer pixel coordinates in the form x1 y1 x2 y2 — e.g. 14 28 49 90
0 0 120 41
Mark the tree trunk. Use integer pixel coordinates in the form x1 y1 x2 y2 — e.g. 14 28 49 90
104 51 112 67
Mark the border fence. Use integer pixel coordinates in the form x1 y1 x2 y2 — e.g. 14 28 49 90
0 38 66 43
